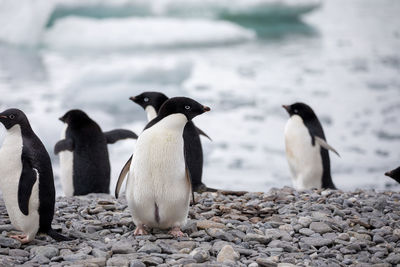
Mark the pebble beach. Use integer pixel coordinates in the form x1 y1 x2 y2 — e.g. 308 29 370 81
0 188 399 266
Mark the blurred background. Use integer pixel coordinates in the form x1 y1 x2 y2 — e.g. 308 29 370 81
0 0 399 194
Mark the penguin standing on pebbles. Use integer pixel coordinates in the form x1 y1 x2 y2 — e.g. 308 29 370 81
129 91 214 192
54 109 138 196
0 108 70 243
283 103 340 190
116 97 210 236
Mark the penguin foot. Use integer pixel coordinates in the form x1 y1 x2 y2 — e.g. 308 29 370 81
133 225 148 236
169 227 185 237
10 234 30 244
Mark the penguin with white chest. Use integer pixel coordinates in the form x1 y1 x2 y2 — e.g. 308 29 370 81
129 91 214 192
283 103 340 190
54 109 138 196
115 97 210 236
0 109 70 243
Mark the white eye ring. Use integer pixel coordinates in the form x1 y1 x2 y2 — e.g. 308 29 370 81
9 114 15 119
185 105 191 110
294 109 298 113
144 97 149 102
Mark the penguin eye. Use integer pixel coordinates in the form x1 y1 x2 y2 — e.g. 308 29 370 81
185 105 191 110
293 109 298 114
144 97 149 102
9 114 15 119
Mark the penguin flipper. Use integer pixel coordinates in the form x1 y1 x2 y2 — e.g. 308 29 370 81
115 155 132 198
18 156 38 216
183 148 195 205
315 136 340 157
196 127 212 141
54 139 74 154
104 129 138 144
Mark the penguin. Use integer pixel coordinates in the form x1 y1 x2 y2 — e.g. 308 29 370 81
385 166 400 183
0 108 70 243
282 103 340 190
54 109 138 196
115 97 210 236
129 91 214 192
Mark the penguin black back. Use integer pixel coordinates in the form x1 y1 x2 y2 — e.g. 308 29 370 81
283 103 336 189
60 110 111 195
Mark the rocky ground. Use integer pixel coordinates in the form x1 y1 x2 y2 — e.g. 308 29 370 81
0 187 400 266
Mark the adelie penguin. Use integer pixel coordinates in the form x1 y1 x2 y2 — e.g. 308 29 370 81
0 109 70 243
54 109 138 196
115 97 210 236
385 166 400 183
129 91 214 193
283 103 340 190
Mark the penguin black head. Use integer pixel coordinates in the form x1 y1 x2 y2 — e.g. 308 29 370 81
59 109 92 127
130 92 169 112
282 102 318 122
158 97 210 121
0 108 30 130
385 166 400 183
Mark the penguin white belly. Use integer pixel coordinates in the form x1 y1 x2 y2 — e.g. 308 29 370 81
127 115 190 229
284 116 323 190
59 124 74 196
145 106 157 121
0 125 40 239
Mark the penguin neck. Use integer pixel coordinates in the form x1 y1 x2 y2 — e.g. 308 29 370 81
155 114 188 132
145 105 158 122
5 124 22 139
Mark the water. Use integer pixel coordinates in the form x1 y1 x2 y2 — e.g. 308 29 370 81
0 0 399 195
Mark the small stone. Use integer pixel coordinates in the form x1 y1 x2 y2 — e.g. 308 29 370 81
337 233 350 241
298 217 312 227
0 237 21 249
63 253 91 261
299 228 314 236
386 254 400 264
130 259 146 267
309 222 332 234
206 228 235 242
137 243 162 254
190 248 210 263
107 257 129 267
300 237 333 247
31 246 59 259
197 220 226 229
244 233 271 244
248 263 258 267
9 249 29 257
92 248 111 259
217 245 239 263
373 234 385 244
256 257 278 267
142 256 164 265
112 242 134 254
31 254 50 264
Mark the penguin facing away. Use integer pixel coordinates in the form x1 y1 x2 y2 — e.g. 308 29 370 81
54 109 137 196
116 97 210 236
385 166 400 183
283 103 340 190
129 91 214 193
0 109 70 243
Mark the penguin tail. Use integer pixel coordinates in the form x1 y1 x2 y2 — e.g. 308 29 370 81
47 229 73 242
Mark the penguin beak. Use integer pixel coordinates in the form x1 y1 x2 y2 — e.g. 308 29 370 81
385 171 392 178
203 106 211 112
129 96 137 102
282 105 290 113
0 115 7 119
